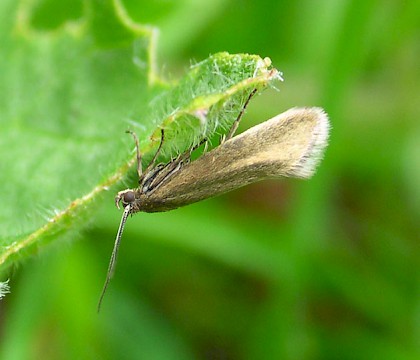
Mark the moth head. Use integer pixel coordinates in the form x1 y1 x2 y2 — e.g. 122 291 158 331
115 189 136 210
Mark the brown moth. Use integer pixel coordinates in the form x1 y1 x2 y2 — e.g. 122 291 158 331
98 90 330 311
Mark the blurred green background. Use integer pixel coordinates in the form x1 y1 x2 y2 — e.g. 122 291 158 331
1 0 419 359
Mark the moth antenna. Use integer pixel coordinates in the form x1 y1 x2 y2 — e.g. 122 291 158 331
97 205 131 313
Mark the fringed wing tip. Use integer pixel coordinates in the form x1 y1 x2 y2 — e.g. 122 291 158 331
291 107 330 179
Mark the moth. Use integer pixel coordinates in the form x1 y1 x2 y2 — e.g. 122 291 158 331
97 89 330 311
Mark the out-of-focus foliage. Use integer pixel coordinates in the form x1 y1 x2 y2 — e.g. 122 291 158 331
1 0 418 359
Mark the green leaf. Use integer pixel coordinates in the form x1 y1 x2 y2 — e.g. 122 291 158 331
0 0 279 273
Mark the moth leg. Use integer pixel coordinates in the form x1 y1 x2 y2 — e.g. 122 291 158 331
144 135 208 193
222 88 258 143
170 137 208 165
143 129 165 177
192 138 207 154
203 140 209 153
183 137 208 162
126 130 142 179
